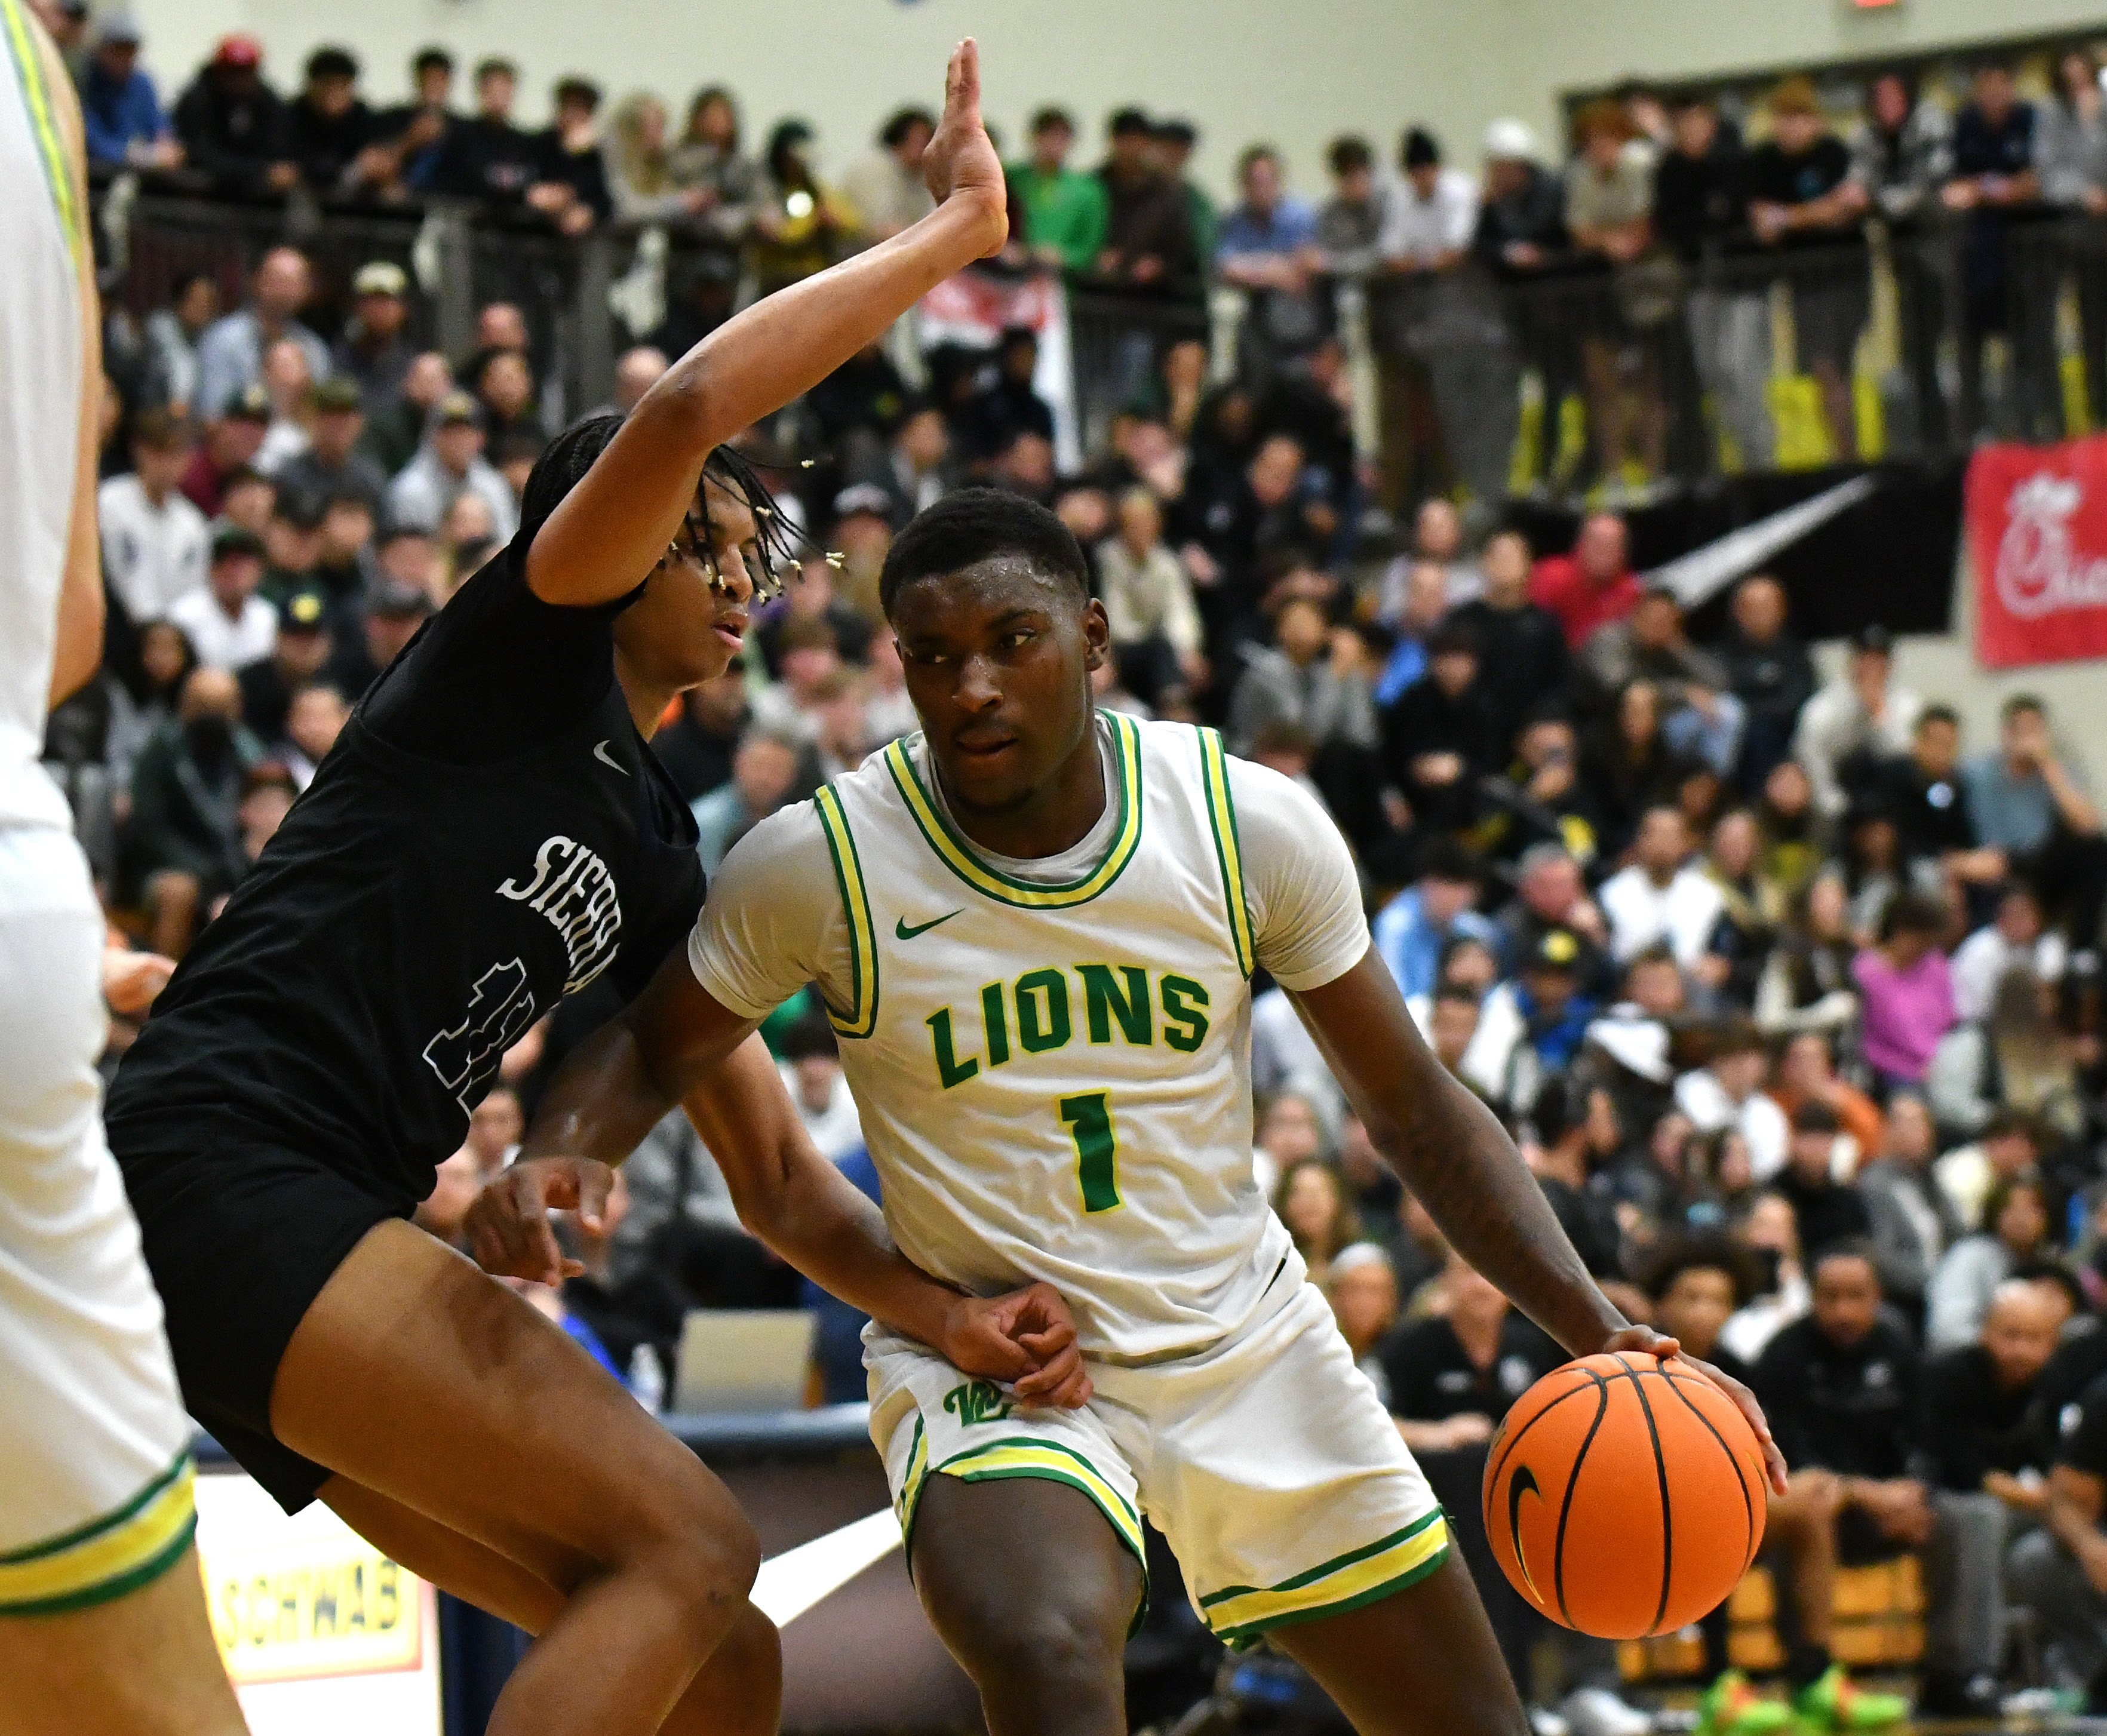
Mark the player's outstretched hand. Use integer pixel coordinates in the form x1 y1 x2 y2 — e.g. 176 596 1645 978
102 946 176 1015
922 39 1007 257
466 1154 610 1287
1602 1325 1789 1497
942 1281 1093 1409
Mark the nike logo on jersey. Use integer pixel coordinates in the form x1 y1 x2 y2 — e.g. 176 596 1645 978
592 740 629 776
895 910 963 941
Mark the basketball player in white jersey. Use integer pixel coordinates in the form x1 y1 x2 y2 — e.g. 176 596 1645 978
475 489 1787 1736
0 2 249 1729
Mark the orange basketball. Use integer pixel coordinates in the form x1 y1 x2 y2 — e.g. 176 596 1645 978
1481 1353 1767 1639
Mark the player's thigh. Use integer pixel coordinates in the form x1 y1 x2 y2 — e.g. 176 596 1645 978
1269 1551 1530 1736
911 1473 1142 1683
271 1218 758 1603
0 1545 245 1736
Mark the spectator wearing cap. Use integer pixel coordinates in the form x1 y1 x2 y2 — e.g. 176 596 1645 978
173 33 295 202
271 377 388 518
100 408 208 626
169 524 277 672
285 45 389 198
1378 127 1477 273
841 106 936 244
192 247 331 420
1094 107 1198 292
330 261 414 413
178 385 271 518
1472 118 1567 278
1372 841 1501 1004
384 391 518 544
1599 804 1727 971
79 10 182 172
1792 623 1923 819
431 57 543 211
328 579 434 700
535 76 613 236
1006 106 1107 275
1529 512 1641 651
1467 927 1598 1113
1964 694 2107 951
236 582 334 745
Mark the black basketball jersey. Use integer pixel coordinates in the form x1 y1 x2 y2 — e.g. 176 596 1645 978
106 545 704 1210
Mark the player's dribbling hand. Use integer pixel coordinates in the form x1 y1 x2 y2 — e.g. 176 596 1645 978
1601 1325 1790 1498
941 1282 1094 1409
922 39 1008 257
465 1154 613 1286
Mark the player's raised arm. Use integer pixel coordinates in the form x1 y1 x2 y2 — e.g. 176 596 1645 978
1289 948 1788 1493
468 948 1091 1406
525 39 1006 609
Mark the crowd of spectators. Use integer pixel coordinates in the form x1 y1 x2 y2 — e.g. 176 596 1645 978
45 0 2107 494
38 8 2107 1730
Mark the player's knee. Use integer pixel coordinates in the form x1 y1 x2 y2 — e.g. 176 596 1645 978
624 1468 763 1633
928 1579 1126 1701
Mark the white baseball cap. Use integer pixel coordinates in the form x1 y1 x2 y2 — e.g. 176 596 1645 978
1482 118 1538 163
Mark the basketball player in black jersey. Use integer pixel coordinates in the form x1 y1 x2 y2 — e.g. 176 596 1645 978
103 44 1076 1736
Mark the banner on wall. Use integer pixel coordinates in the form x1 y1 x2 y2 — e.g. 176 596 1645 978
194 1473 443 1736
1967 435 2107 669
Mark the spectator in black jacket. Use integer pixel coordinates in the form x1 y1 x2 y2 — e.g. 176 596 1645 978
1878 705 2005 898
1094 108 1198 294
432 57 543 212
374 46 457 193
2013 1359 2107 1714
173 34 295 201
1719 576 1815 791
1775 1101 1871 1261
962 326 1056 465
284 45 386 199
1381 619 1501 835
1653 93 1747 257
1922 1277 2063 1505
1753 1242 2008 1720
1449 529 1570 758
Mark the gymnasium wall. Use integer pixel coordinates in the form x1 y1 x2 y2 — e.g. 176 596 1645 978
119 0 2107 203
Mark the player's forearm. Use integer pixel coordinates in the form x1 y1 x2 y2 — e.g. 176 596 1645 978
520 1015 687 1169
643 195 1002 462
1369 1071 1624 1356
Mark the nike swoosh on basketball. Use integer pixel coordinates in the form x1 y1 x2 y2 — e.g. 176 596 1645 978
1507 1465 1542 1600
895 910 963 940
592 740 629 776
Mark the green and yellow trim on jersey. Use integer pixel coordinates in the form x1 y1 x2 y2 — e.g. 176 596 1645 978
1196 727 1255 978
813 783 880 1038
897 1423 1150 1633
0 0 81 256
1199 1508 1449 1647
884 710 1145 910
0 1452 198 1617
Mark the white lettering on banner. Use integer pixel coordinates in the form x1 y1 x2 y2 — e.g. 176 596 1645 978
1996 473 2107 619
497 833 624 993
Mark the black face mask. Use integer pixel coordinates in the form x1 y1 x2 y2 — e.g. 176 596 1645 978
1748 1245 1784 1297
184 714 235 767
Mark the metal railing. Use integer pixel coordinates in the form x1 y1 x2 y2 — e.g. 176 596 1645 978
89 183 2107 500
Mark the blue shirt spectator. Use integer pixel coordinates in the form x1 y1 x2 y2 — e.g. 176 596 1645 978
1372 843 1500 1001
802 1146 883 1405
79 14 178 171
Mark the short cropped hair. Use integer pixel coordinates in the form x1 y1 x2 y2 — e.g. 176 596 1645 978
879 488 1089 616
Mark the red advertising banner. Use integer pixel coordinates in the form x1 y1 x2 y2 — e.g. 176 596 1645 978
1968 435 2107 669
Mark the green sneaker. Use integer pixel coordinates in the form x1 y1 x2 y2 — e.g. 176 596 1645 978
1790 1664 1908 1732
1694 1670 1794 1736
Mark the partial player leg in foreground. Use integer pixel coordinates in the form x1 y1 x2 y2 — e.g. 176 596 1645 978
0 838 246 1736
271 1218 776 1736
912 1478 1529 1736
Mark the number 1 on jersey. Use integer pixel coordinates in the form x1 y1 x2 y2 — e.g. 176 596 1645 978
1059 1092 1122 1213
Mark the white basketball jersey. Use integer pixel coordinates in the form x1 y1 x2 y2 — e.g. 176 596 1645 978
0 0 82 833
813 713 1294 1360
